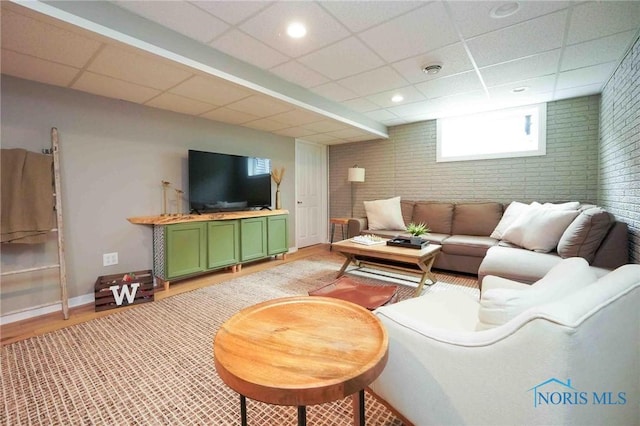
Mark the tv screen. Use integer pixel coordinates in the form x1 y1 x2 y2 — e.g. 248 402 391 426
188 150 271 213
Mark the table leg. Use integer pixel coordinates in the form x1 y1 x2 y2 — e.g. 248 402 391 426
414 255 438 297
330 223 336 250
298 406 307 426
351 389 365 426
240 395 247 426
337 253 355 278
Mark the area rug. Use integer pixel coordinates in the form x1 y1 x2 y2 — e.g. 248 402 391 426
1 255 478 425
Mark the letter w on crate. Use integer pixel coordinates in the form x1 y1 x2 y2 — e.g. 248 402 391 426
94 269 154 312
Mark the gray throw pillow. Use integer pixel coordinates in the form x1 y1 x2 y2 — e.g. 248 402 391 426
557 207 614 262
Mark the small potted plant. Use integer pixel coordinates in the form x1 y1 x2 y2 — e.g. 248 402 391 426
406 222 430 245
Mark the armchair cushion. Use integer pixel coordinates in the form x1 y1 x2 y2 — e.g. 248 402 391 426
363 196 405 230
478 257 598 329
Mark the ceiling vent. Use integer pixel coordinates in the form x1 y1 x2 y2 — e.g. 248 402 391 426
422 64 442 75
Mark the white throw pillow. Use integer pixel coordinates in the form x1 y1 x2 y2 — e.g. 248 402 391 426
490 201 529 239
540 201 580 210
363 196 406 231
501 206 579 252
478 257 598 329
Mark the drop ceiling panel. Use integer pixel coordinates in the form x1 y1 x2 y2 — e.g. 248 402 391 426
226 95 294 117
480 50 561 87
273 126 317 138
201 107 260 125
341 98 381 113
561 31 636 71
298 37 384 80
392 43 474 84
209 29 289 69
269 109 326 126
145 92 216 116
358 2 459 63
1 49 79 87
553 83 602 101
88 45 193 90
269 61 329 88
338 66 408 97
556 62 618 90
319 1 422 33
366 86 426 108
467 11 567 67
170 75 252 106
416 71 484 100
303 120 349 133
487 75 556 99
192 1 270 25
1 9 101 68
242 118 290 132
239 2 350 58
365 109 400 121
72 71 161 104
567 1 640 45
114 1 229 43
309 82 358 102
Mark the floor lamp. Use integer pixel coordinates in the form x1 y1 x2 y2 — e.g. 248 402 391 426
347 166 365 217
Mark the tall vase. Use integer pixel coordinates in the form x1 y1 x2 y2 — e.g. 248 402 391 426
275 188 282 209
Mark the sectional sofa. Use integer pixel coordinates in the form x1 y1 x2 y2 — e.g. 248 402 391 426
347 199 628 286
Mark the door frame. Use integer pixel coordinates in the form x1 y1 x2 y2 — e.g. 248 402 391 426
295 139 328 249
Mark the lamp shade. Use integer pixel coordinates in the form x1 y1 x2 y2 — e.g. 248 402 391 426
348 167 365 182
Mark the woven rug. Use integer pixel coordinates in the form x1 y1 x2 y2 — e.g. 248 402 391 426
1 255 478 425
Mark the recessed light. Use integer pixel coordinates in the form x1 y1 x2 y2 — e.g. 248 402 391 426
391 94 404 103
286 22 307 39
511 86 529 93
490 2 520 19
422 64 442 75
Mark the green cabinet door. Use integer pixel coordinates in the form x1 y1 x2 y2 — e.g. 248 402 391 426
207 220 240 269
267 215 288 255
240 217 267 262
165 222 206 279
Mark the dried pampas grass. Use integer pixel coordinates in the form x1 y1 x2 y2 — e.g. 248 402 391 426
271 167 285 185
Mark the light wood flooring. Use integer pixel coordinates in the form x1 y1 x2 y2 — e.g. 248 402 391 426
1 243 334 346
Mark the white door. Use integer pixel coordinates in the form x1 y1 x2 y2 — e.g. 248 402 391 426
295 139 327 248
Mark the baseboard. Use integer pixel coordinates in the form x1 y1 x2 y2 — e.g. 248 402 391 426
1 293 94 325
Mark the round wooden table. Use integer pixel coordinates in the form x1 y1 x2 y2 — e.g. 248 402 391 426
213 296 389 426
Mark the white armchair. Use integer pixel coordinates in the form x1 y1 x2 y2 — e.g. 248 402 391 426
369 260 640 426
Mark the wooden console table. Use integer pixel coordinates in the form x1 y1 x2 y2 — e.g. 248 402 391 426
214 296 388 426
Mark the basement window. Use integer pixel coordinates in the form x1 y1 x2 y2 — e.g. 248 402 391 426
436 103 546 162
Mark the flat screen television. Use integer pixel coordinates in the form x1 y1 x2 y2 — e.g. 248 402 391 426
188 150 271 213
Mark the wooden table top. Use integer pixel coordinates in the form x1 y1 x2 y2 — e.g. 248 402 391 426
332 238 441 261
213 296 388 407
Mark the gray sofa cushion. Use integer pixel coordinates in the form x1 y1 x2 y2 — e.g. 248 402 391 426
557 207 614 262
452 202 503 236
443 235 499 257
412 202 453 234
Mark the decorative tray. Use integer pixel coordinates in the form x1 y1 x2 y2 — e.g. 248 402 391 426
386 237 430 249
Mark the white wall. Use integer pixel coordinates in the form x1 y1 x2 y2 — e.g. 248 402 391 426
1 75 296 316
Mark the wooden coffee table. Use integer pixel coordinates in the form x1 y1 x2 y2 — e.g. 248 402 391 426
213 296 389 426
332 239 442 297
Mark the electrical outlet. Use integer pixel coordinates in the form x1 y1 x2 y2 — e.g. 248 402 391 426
103 252 118 266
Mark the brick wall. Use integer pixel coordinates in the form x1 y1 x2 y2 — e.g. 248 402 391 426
330 95 600 219
599 34 640 263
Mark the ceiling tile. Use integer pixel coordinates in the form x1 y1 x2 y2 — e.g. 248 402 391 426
487 75 556 99
200 107 260 124
145 92 216 116
88 45 193 90
170 75 252 106
269 61 329 88
381 117 409 126
359 2 459 62
1 9 101 68
338 66 408 96
341 98 381 113
298 37 384 80
480 50 561 87
72 71 161 104
226 95 293 117
386 99 433 117
553 83 602 101
447 1 571 38
365 109 399 121
309 82 358 102
303 119 349 133
415 71 484 99
366 86 426 108
240 2 350 58
242 118 290 132
114 1 229 43
302 133 342 143
268 108 325 126
561 31 636 71
567 1 640 44
467 11 567 67
320 1 422 33
209 29 289 69
273 126 316 138
392 43 474 84
191 1 270 25
327 128 368 139
556 62 618 90
1 49 79 87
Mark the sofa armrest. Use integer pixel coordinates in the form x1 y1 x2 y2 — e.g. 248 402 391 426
347 217 367 238
480 275 531 298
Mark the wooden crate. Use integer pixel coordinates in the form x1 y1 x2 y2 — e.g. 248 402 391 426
94 269 154 312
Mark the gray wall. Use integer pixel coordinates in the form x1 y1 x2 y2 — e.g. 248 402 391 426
329 95 600 219
599 34 640 263
1 76 295 315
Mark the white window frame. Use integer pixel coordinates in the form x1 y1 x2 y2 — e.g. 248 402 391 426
436 103 547 162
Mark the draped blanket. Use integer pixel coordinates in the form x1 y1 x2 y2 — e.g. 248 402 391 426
1 148 54 244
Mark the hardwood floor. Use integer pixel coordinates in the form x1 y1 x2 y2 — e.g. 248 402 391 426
1 244 335 346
